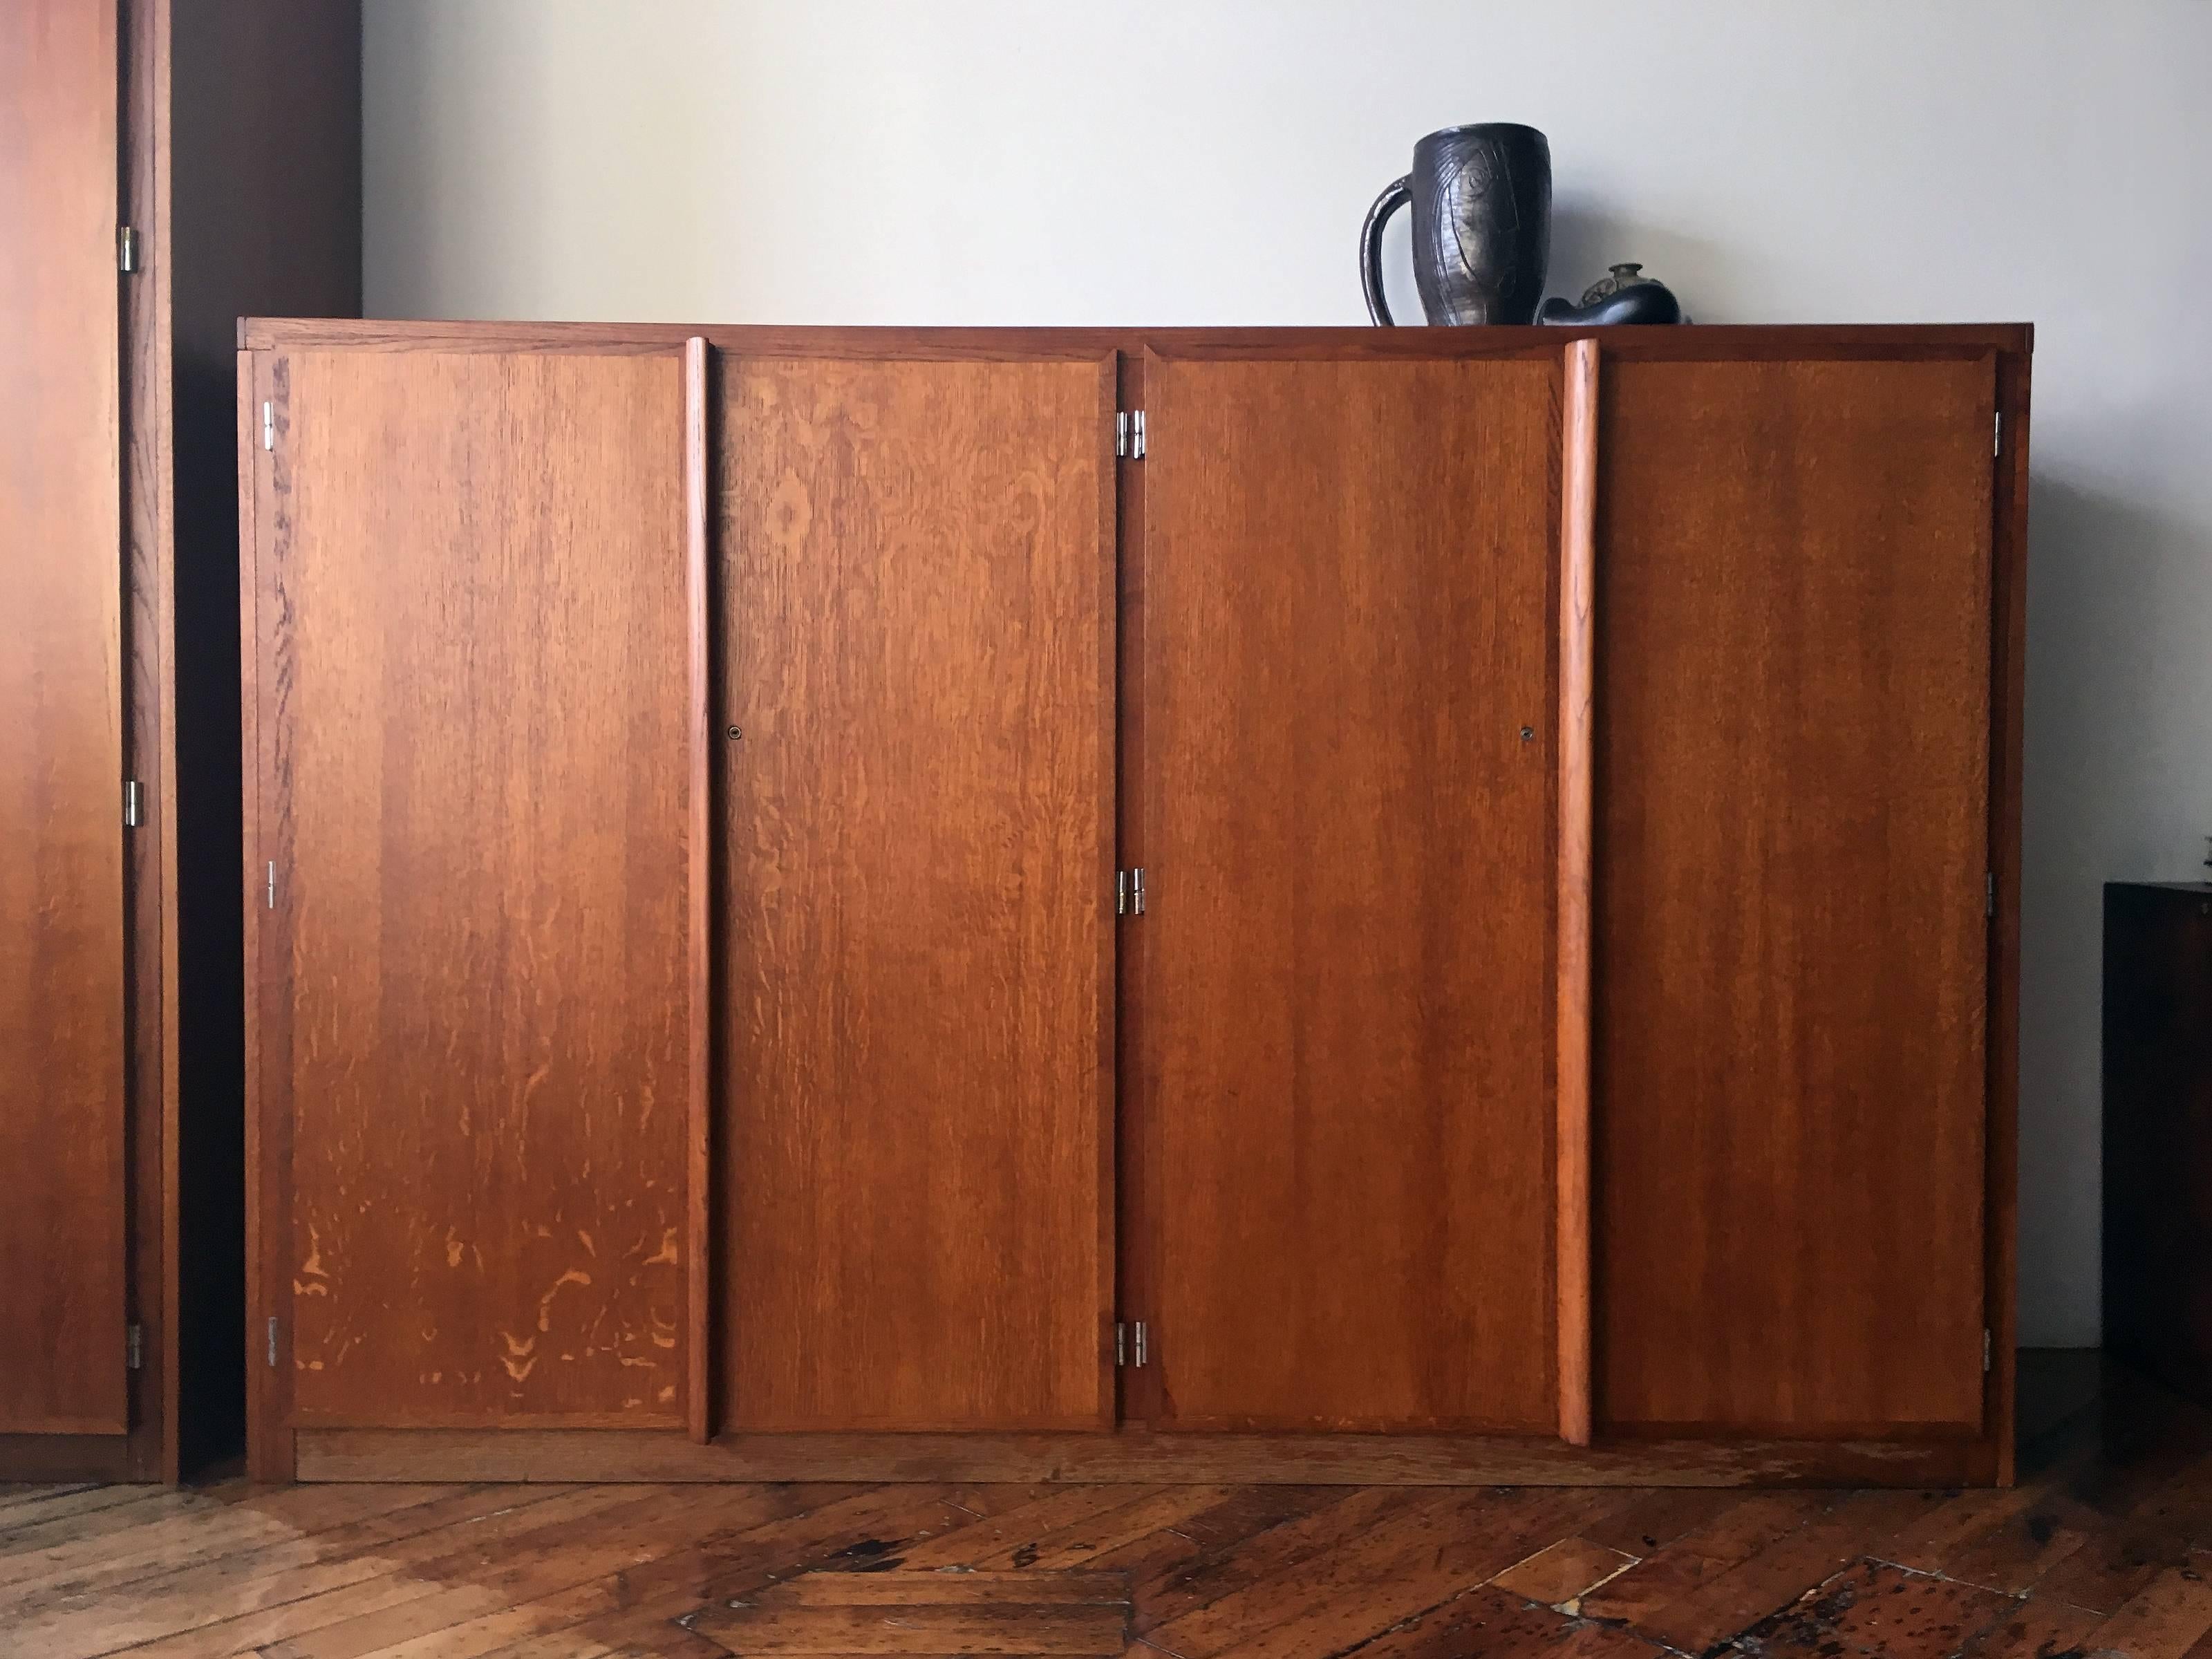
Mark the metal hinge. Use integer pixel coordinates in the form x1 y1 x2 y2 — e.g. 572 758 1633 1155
1993 411 2002 458
126 1324 144 1370
1983 1329 1993 1373
1115 1320 1149 1367
266 860 276 910
1116 868 1146 915
1116 411 1146 459
267 1315 279 1369
124 780 142 828
1986 873 1996 918
262 401 275 451
118 226 139 273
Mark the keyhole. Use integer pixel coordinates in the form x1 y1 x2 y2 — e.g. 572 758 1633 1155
1519 726 1535 743
727 726 742 742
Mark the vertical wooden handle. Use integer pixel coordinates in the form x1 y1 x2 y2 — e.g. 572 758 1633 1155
684 337 713 1445
1557 338 1599 1447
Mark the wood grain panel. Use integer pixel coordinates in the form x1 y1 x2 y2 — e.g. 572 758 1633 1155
1557 339 1598 1448
683 337 711 1445
252 348 697 1428
718 353 1115 1432
0 0 131 1436
1593 355 1996 1435
123 0 178 1485
1135 353 1559 1433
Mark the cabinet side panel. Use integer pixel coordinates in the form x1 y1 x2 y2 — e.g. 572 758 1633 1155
1593 355 1995 1435
265 348 695 1428
718 354 1116 1433
1138 354 1560 1434
0 0 131 1438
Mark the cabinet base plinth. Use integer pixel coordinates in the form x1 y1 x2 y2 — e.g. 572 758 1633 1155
288 1427 2001 1489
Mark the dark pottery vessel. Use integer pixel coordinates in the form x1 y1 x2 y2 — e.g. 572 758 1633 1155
1360 123 1551 326
1538 262 1685 326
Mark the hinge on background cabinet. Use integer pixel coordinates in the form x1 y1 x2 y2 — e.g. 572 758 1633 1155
1115 1320 1150 1367
1987 873 1996 918
268 1316 279 1369
118 226 139 273
262 402 275 451
1116 868 1146 915
1983 1329 1993 1373
1116 411 1146 459
1994 411 2003 458
126 1324 144 1371
124 780 142 828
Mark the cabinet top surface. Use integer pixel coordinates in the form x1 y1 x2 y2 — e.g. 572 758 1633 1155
238 318 2034 358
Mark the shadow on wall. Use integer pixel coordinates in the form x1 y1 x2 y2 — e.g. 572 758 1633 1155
2019 469 2212 1345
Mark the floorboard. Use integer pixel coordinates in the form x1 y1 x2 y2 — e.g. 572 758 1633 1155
8 1354 2200 1659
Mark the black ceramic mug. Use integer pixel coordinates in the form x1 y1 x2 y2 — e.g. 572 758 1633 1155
1360 123 1552 326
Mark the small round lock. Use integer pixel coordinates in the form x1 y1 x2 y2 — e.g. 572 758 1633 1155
726 725 742 742
1519 726 1535 743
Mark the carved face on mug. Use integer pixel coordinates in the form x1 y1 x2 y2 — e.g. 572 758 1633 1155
1430 140 1528 306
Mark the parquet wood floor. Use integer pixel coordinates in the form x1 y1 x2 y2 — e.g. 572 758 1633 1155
10 1355 2205 1658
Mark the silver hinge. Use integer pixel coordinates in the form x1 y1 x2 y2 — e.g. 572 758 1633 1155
1993 411 2002 458
262 401 275 451
1116 411 1146 459
126 1323 144 1371
268 1315 280 1369
118 225 139 273
1987 873 1996 918
124 780 142 827
266 860 276 910
1116 868 1145 915
1115 1320 1149 1367
1983 1329 1993 1373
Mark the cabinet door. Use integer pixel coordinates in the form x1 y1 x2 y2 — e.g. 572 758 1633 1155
0 0 129 1436
1593 355 1995 1435
251 348 704 1430
720 353 1116 1432
1132 352 1560 1432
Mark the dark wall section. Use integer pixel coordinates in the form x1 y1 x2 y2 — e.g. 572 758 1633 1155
169 1 361 1476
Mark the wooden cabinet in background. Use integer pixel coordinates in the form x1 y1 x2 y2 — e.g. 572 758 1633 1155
1 0 131 1450
240 320 2028 1489
0 0 357 1482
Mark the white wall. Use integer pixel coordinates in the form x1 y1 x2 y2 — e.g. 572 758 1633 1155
364 0 2212 1347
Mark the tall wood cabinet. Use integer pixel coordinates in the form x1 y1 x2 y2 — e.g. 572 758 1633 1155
240 321 2028 1488
0 0 357 1482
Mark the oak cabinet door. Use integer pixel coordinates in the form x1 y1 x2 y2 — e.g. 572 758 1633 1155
1130 352 1561 1433
0 0 129 1437
1592 355 1996 1436
251 348 703 1429
718 353 1117 1432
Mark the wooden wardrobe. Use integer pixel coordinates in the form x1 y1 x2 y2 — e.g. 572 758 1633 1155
238 321 2029 1488
0 0 357 1483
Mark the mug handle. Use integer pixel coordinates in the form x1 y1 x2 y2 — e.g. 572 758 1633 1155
1360 176 1412 326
